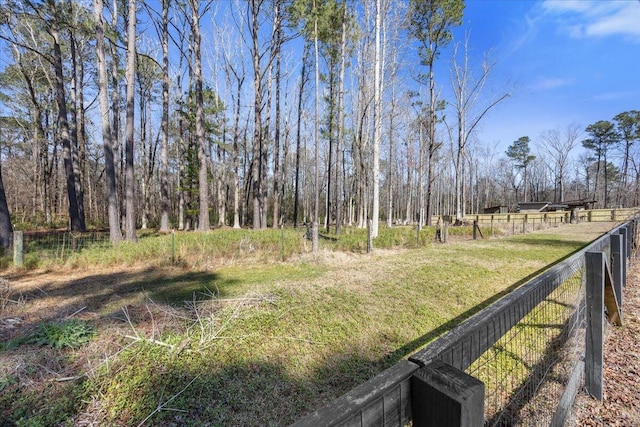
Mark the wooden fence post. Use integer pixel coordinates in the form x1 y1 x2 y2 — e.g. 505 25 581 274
312 222 319 253
411 360 484 427
611 234 623 308
585 251 604 400
13 230 23 268
621 226 630 263
629 217 640 258
171 230 176 264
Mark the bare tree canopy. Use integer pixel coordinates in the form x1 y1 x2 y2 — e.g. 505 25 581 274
0 0 637 238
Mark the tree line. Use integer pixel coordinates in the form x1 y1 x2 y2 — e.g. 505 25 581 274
0 0 638 248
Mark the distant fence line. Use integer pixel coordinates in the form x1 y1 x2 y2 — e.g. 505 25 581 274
292 217 639 426
6 208 638 267
434 207 638 228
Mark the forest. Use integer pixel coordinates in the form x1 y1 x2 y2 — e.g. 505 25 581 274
0 0 638 247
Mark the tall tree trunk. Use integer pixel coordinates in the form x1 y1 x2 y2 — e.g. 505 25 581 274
336 5 347 235
272 2 283 229
76 41 89 223
124 0 137 241
313 0 320 238
250 0 264 230
604 151 609 207
190 0 210 231
371 0 382 238
325 72 334 232
50 24 84 231
139 78 148 230
387 89 395 228
159 0 170 232
418 121 425 229
293 45 308 228
108 0 123 231
68 30 86 230
231 72 243 229
94 0 122 243
0 160 12 251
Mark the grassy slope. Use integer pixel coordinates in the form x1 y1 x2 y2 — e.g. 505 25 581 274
0 223 616 426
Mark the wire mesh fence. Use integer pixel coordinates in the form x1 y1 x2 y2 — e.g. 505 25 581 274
468 268 586 425
20 230 112 262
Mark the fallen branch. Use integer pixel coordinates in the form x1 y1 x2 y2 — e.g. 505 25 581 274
136 375 200 427
65 306 87 319
51 374 86 382
124 334 175 350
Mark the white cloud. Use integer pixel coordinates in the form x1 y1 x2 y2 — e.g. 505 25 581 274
530 77 574 91
541 0 640 42
591 91 637 101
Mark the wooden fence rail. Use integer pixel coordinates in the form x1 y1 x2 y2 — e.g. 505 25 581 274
433 208 638 228
292 218 639 427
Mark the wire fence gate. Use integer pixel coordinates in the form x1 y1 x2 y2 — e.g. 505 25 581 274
292 217 639 427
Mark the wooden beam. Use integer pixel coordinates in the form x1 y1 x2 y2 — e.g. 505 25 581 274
290 360 419 427
585 251 604 400
550 360 584 427
411 360 484 427
609 234 624 318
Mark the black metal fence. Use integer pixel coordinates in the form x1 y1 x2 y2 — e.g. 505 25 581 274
292 217 639 426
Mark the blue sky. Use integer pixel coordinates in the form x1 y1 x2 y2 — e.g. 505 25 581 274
449 0 640 152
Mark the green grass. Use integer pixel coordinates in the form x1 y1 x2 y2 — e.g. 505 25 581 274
1 319 94 351
0 223 614 425
13 225 492 270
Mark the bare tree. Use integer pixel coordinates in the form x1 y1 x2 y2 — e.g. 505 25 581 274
446 35 509 223
408 0 464 226
538 123 581 203
217 10 247 229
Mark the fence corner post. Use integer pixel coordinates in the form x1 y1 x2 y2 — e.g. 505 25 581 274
13 230 23 268
411 360 484 427
585 251 604 400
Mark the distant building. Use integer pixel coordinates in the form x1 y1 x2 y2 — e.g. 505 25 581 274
516 199 596 213
517 202 552 212
482 205 509 214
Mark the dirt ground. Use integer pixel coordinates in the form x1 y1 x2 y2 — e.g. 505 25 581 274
571 257 640 426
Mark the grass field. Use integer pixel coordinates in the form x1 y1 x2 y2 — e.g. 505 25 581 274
0 222 619 425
